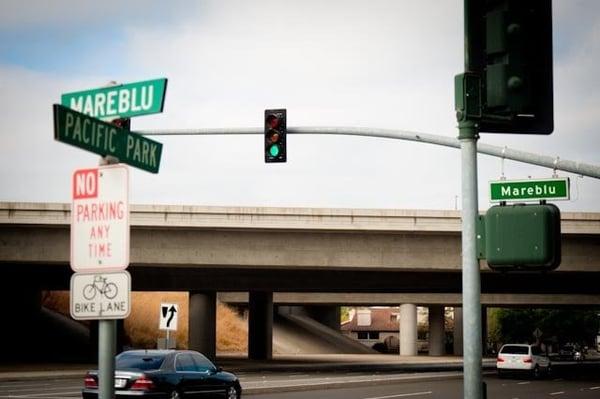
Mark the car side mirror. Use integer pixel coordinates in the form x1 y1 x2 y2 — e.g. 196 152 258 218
215 366 222 373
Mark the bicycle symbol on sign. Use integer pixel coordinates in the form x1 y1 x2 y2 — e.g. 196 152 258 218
83 275 118 300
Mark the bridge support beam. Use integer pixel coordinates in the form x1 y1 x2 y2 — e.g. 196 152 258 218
189 291 216 360
453 307 463 355
428 305 445 356
399 303 417 356
249 291 273 360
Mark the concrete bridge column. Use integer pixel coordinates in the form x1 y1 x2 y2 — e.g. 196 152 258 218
399 303 417 356
189 291 216 360
453 307 463 356
428 305 445 356
249 291 273 360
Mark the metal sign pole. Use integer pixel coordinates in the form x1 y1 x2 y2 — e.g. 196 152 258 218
98 81 120 399
98 320 116 399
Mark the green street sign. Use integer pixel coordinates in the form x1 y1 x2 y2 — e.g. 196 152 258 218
490 178 570 202
61 78 167 119
53 104 162 173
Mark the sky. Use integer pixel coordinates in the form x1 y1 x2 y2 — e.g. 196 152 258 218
0 0 599 212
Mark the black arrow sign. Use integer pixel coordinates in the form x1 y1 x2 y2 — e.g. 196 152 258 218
166 305 177 328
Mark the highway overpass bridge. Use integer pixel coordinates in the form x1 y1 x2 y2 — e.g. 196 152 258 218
1 202 599 360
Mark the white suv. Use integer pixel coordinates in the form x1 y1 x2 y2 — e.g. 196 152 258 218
497 344 551 378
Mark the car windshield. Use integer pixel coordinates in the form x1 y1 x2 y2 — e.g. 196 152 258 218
500 345 529 355
116 352 166 370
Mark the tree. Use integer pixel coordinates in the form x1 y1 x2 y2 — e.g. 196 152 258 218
490 308 600 346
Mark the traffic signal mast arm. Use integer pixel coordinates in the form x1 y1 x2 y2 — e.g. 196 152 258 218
137 126 600 179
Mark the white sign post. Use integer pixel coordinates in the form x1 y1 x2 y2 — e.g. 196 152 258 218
71 165 129 272
159 303 179 331
70 164 131 323
159 303 178 349
69 163 131 399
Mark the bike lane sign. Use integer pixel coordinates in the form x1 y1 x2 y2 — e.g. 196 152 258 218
70 271 131 320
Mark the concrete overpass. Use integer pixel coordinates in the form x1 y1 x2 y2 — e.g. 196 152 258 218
1 202 599 359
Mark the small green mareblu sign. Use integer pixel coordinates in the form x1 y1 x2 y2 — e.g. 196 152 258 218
53 104 162 173
61 78 167 119
490 178 570 202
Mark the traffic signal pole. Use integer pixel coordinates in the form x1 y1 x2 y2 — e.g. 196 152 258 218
139 126 600 179
460 1 482 397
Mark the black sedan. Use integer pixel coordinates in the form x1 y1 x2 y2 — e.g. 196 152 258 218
82 349 241 399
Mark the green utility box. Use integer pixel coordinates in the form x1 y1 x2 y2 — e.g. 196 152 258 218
484 203 561 271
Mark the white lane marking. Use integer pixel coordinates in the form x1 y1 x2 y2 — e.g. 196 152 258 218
0 385 81 393
517 381 530 385
241 371 465 389
7 391 81 398
363 391 433 399
0 382 67 390
590 386 600 390
0 396 80 399
549 392 564 396
0 393 81 399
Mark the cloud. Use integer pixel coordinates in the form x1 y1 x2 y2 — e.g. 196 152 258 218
0 0 598 212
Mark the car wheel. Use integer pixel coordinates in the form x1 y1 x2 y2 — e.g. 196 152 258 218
546 363 552 377
169 390 181 399
226 386 238 399
532 365 541 379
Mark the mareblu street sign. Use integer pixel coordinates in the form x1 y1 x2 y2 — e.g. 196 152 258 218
70 271 131 320
61 78 167 120
54 104 162 173
71 165 129 272
490 177 570 202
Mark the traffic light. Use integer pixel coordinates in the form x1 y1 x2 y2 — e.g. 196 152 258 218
264 109 286 163
469 0 553 134
483 203 561 271
111 118 130 130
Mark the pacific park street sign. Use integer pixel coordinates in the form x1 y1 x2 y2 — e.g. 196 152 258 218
71 165 129 272
54 104 162 173
61 78 167 120
490 177 570 202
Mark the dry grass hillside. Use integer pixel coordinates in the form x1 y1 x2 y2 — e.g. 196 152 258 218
42 291 247 352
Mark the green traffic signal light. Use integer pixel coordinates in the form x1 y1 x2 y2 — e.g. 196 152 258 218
466 0 553 134
269 143 280 157
264 109 286 163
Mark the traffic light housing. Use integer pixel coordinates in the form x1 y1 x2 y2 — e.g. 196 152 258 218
264 109 286 163
482 203 561 271
111 118 130 130
469 0 553 134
